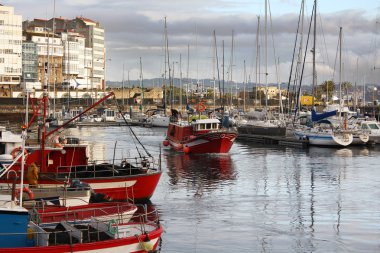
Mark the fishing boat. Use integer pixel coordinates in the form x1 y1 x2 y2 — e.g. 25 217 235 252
0 198 163 252
163 110 237 154
1 92 162 203
31 201 138 225
0 113 163 252
0 183 92 207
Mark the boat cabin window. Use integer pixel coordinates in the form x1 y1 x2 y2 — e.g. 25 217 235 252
106 110 115 117
368 123 380 130
195 122 219 130
361 124 369 130
0 130 2 139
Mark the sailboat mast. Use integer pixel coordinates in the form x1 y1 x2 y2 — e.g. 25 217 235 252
230 30 234 107
179 54 183 112
186 44 190 106
139 57 144 112
213 30 222 109
265 0 268 110
339 26 342 124
164 17 168 113
312 0 317 107
165 18 172 110
122 62 125 106
52 0 56 115
255 16 260 107
222 40 225 111
243 60 246 112
212 31 216 111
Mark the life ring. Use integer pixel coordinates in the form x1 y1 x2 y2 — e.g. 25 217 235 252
196 102 206 112
10 147 28 159
15 187 35 200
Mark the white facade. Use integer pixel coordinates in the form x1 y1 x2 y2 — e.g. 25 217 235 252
89 25 105 90
0 5 22 87
61 32 80 78
31 30 64 58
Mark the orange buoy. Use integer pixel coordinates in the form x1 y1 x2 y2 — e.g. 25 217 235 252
183 145 190 154
16 187 35 200
163 140 169 146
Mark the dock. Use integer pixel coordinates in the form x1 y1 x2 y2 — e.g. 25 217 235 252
236 134 309 148
76 120 152 128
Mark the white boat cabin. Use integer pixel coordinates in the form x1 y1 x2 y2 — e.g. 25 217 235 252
102 109 116 122
191 119 220 131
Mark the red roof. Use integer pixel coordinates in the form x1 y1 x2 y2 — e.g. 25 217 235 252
76 16 96 23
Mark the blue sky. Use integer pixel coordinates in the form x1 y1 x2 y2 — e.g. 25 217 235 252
3 0 380 85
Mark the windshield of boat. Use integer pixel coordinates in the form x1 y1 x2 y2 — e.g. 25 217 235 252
194 122 219 131
368 123 380 130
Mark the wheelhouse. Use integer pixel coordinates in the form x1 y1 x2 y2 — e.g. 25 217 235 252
192 119 220 131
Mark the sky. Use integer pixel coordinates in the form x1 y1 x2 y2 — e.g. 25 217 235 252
3 0 380 87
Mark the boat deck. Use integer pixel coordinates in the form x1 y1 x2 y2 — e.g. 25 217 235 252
76 120 152 128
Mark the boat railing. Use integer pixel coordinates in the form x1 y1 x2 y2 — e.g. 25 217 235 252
182 128 236 142
50 156 159 179
30 202 139 225
0 205 161 247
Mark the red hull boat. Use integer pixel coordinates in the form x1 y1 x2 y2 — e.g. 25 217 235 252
1 92 162 203
33 202 138 224
163 118 237 154
0 200 163 253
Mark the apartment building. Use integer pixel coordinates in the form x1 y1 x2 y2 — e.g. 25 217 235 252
68 17 105 90
0 5 22 97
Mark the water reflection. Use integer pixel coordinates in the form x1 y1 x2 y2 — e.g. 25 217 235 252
164 153 236 192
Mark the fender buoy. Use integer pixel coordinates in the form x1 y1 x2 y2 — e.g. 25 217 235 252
16 187 35 200
54 143 63 148
27 227 34 240
196 102 206 112
183 146 190 154
108 219 118 235
163 140 169 146
10 147 28 159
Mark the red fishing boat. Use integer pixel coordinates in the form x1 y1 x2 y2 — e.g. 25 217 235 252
0 199 163 253
32 202 138 225
1 91 162 203
163 117 237 154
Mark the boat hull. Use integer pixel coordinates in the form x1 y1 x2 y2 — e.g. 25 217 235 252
237 125 286 136
168 132 236 154
1 224 163 253
0 172 162 203
294 130 353 146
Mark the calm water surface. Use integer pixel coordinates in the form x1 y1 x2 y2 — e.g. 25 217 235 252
66 126 380 253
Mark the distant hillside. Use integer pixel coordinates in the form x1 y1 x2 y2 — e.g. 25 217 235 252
106 78 296 91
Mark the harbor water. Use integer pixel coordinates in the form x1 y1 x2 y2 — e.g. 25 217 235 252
66 126 380 253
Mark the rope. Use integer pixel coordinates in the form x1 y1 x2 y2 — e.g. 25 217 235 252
113 97 152 158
